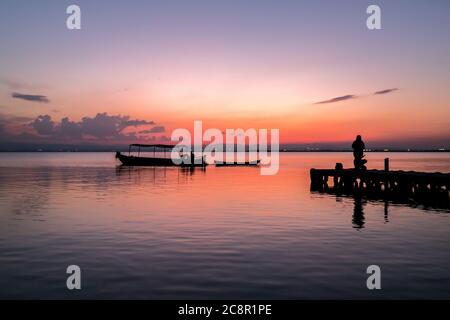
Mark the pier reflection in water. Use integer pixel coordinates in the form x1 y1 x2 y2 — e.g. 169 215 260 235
311 192 391 230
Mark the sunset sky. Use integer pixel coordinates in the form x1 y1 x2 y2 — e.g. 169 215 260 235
1 0 449 149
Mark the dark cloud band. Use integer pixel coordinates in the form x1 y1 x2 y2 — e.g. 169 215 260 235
140 126 166 134
31 112 156 140
314 95 356 104
12 92 50 103
374 88 398 95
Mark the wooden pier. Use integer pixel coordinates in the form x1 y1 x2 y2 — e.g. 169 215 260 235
310 159 450 208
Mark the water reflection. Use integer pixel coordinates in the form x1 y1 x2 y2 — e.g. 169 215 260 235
0 168 52 220
311 184 449 212
312 187 449 230
114 165 207 187
351 196 390 229
352 196 365 229
384 201 389 223
1 152 450 299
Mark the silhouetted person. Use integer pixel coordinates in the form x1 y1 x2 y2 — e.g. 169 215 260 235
190 152 195 165
352 135 367 170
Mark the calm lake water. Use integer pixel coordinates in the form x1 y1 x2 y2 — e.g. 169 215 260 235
0 152 449 299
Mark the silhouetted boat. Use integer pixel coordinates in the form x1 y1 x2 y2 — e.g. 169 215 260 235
115 144 207 167
215 160 260 167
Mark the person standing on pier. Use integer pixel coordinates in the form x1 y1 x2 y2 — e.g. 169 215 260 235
352 135 367 170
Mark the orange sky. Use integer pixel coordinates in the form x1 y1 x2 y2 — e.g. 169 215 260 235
1 1 449 148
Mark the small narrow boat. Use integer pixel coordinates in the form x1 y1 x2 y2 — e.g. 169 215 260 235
215 159 260 167
115 144 207 167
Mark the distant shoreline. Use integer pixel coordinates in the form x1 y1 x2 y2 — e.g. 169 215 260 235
0 150 448 153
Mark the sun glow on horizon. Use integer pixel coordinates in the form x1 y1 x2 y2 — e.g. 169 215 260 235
0 1 449 149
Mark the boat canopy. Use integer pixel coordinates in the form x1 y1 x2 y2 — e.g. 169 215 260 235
129 144 174 149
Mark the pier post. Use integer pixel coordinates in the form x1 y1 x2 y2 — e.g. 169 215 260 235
334 163 343 188
384 158 390 191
